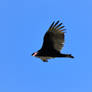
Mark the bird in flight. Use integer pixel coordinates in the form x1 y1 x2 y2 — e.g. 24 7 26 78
32 20 74 62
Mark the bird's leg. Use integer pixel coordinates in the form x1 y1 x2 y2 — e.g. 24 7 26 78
43 59 48 62
40 58 48 62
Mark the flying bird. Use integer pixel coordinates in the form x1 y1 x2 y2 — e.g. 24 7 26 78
32 20 74 62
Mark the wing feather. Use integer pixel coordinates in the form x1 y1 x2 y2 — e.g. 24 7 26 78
41 21 65 52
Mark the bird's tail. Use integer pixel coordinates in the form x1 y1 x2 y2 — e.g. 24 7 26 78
59 54 74 58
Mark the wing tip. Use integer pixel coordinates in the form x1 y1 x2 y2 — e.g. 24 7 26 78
48 19 66 33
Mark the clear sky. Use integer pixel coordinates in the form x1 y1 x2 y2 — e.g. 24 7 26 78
0 0 92 92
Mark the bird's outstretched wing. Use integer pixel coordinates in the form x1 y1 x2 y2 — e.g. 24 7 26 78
41 20 65 52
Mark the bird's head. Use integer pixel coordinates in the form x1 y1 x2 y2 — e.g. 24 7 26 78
32 52 38 56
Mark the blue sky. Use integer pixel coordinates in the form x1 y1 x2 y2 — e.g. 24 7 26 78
0 0 92 92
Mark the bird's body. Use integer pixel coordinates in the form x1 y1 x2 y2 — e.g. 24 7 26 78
32 20 74 62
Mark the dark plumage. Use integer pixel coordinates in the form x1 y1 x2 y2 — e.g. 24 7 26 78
32 20 74 62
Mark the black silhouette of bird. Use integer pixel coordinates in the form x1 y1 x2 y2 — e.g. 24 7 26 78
32 20 74 62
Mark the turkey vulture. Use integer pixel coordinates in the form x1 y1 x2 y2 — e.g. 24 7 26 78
32 20 74 62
